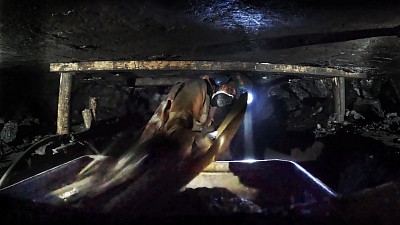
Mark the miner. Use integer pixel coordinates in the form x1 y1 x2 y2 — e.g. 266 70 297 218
138 75 239 158
73 75 245 211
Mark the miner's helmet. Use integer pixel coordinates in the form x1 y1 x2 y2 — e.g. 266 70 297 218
211 74 250 107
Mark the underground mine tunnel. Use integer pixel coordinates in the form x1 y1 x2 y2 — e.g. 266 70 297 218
1 0 400 224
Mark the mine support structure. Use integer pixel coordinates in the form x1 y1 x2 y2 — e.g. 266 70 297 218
50 60 366 135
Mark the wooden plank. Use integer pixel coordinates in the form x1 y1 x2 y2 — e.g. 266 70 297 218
333 77 346 123
81 109 92 130
50 60 366 78
57 73 73 135
89 97 98 121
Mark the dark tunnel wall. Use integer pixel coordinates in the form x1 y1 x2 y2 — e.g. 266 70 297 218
0 65 58 128
1 0 400 75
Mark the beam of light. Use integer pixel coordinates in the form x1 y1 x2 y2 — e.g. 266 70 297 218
247 92 253 104
241 158 257 163
243 108 254 159
219 136 225 149
216 158 337 197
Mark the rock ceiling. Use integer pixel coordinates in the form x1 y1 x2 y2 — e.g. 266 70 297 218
1 0 400 76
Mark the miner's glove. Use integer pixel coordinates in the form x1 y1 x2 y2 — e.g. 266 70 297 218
193 131 213 155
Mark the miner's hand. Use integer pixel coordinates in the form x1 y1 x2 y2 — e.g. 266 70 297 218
201 125 216 134
193 132 213 157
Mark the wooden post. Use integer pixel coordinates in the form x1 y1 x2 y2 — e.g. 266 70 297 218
333 77 346 123
82 109 93 129
57 73 73 134
89 97 98 121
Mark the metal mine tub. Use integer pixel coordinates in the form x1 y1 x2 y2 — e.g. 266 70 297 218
0 155 336 217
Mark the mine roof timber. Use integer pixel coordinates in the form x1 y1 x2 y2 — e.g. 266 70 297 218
50 60 366 79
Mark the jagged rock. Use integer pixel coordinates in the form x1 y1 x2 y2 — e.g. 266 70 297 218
300 79 332 98
0 121 18 143
386 112 398 118
314 115 340 137
379 78 400 113
377 113 400 131
165 188 263 215
33 141 53 156
129 87 168 122
351 80 361 96
353 97 385 118
371 78 385 97
268 85 290 99
288 79 332 101
71 124 87 133
289 79 310 100
257 75 286 85
19 116 40 126
385 116 400 124
353 113 363 120
346 110 365 120
312 106 323 116
70 73 135 124
284 98 299 112
359 79 375 99
95 87 130 120
287 104 325 131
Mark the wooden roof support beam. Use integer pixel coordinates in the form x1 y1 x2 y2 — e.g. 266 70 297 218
50 60 366 79
333 77 346 124
57 72 73 135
